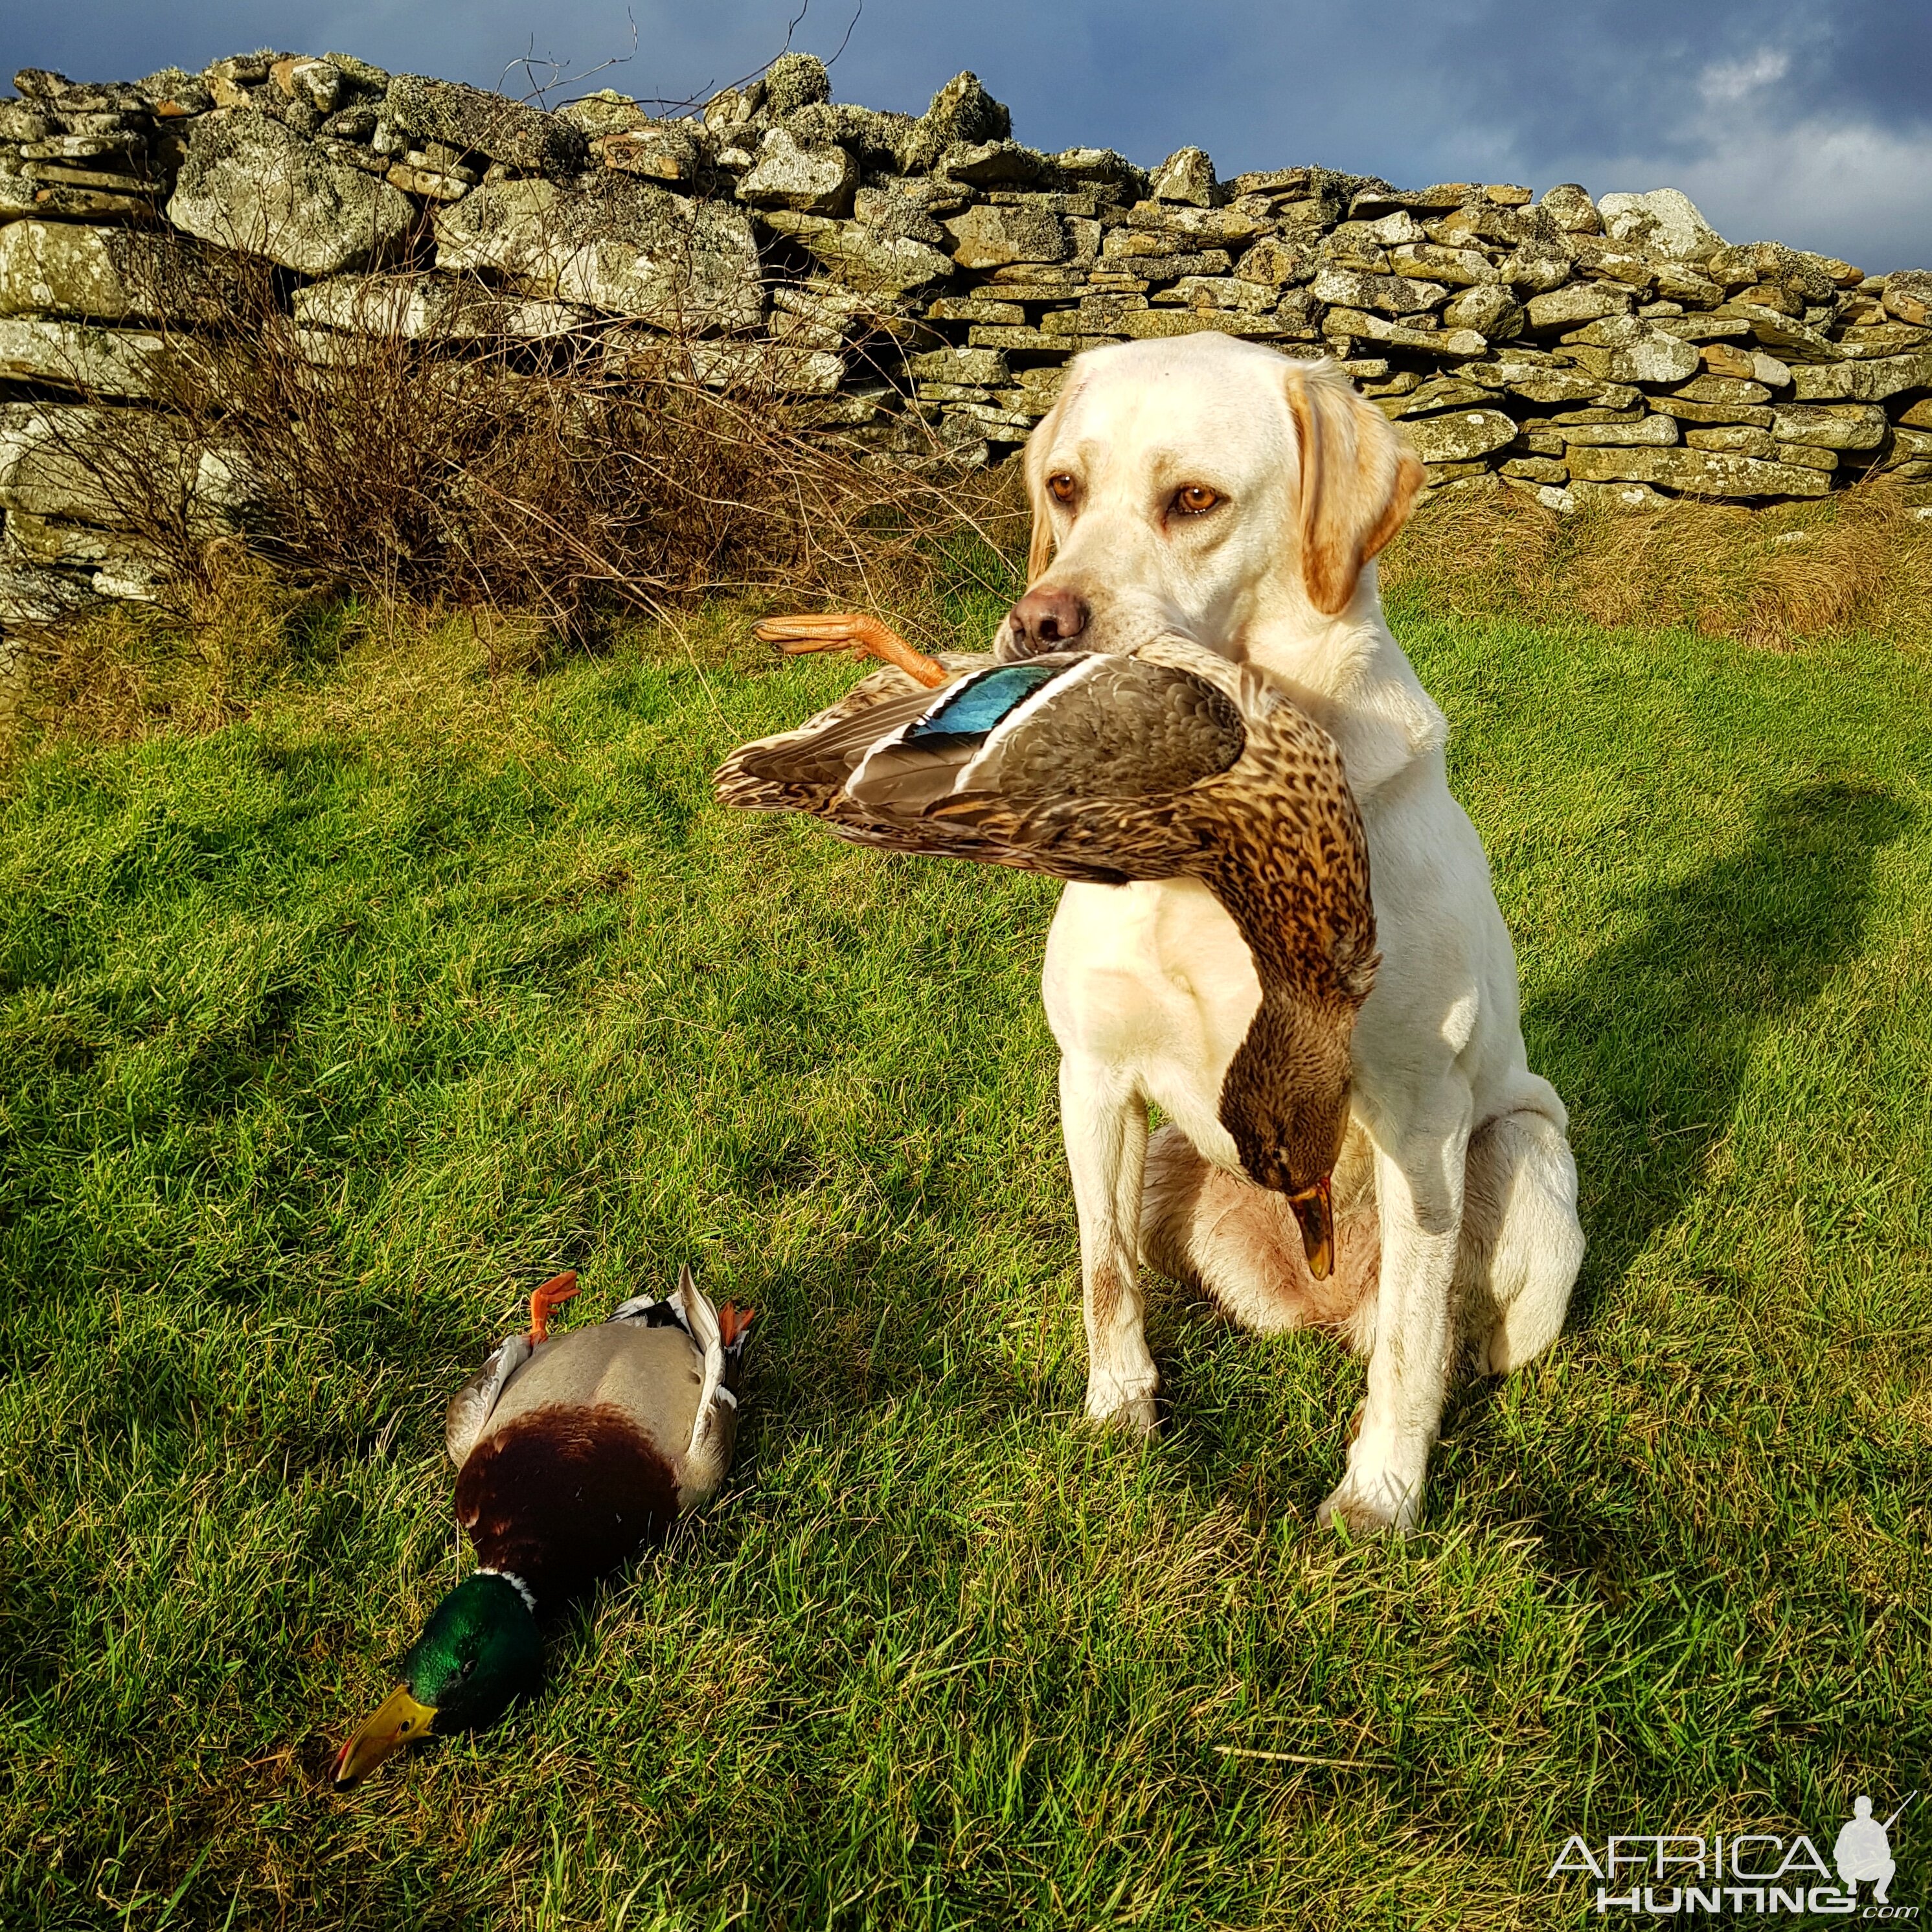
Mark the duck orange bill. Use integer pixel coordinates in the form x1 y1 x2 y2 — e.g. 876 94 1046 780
332 1685 438 1787
1287 1176 1335 1282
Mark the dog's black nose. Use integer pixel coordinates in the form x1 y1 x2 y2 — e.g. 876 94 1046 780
1005 585 1090 655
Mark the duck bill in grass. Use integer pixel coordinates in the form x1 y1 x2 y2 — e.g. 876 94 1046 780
332 1685 438 1786
1288 1175 1335 1280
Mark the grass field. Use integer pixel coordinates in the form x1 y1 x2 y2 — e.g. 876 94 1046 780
3 573 1930 1928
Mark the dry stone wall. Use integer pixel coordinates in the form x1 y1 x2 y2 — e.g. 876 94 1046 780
3 48 1931 626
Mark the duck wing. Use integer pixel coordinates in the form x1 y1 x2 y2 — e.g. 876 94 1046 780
609 1266 751 1508
446 1333 532 1466
849 652 1244 813
666 1265 738 1508
719 648 1247 884
716 655 995 833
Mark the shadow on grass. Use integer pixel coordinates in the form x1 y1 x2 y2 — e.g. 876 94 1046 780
1527 778 1912 1326
1155 780 1914 1525
1418 777 1915 1569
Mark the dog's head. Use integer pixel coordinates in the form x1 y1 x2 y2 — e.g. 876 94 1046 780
999 335 1424 663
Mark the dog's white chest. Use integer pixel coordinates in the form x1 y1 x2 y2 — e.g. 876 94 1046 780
1041 878 1261 1166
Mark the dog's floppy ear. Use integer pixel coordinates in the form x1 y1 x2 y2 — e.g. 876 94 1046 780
1021 371 1084 584
1282 359 1425 616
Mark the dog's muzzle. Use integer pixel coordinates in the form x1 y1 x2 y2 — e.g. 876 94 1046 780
1001 584 1090 658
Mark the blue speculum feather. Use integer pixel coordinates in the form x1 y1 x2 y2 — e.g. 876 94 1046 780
907 662 1069 742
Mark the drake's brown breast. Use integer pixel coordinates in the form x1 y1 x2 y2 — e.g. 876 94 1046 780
454 1402 681 1606
453 1323 702 1606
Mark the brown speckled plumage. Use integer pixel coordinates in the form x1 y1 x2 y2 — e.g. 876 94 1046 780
717 637 1378 1210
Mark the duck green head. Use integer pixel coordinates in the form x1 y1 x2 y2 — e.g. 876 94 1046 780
333 1571 542 1786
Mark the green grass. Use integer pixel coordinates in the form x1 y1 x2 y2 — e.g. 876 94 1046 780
3 589 1929 1929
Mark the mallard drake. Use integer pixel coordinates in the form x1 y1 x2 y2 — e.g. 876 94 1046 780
718 633 1377 1273
332 1269 754 1786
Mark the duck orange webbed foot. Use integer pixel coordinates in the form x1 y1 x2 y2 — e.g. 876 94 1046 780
754 613 951 690
528 1271 580 1345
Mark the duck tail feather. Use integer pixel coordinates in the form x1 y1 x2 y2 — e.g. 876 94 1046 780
610 1264 712 1336
675 1264 722 1353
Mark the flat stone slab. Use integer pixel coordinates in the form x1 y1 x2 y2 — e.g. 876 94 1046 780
293 273 595 341
1790 352 1932 403
1567 444 1832 497
435 176 763 331
0 560 101 626
168 109 413 276
0 220 141 318
383 75 586 176
1402 407 1518 463
0 315 170 396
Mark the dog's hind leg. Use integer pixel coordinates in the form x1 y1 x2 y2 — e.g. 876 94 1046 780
1060 1054 1159 1433
1455 1098 1584 1374
1140 1124 1380 1348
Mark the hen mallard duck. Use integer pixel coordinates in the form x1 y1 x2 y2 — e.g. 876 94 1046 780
719 628 1376 1273
332 1269 754 1786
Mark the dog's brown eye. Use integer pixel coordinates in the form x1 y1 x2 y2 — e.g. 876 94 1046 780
1047 472 1077 504
1174 484 1220 516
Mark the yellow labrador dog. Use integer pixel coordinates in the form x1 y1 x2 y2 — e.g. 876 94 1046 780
1003 333 1583 1532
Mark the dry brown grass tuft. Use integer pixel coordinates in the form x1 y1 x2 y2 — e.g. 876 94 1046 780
1381 479 1932 650
5 560 361 747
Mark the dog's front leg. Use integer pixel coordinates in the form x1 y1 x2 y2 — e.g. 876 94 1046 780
1319 1092 1470 1533
1059 1053 1157 1433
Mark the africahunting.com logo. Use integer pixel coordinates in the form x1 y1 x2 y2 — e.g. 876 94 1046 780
1550 1793 1916 1917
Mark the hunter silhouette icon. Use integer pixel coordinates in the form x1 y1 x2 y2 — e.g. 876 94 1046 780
1835 1792 1915 1902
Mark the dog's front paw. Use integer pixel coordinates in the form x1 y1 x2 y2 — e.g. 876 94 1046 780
1316 1468 1420 1536
1084 1378 1159 1437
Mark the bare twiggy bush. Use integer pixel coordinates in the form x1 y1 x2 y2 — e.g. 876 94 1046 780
1381 479 1932 650
37 233 1019 649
